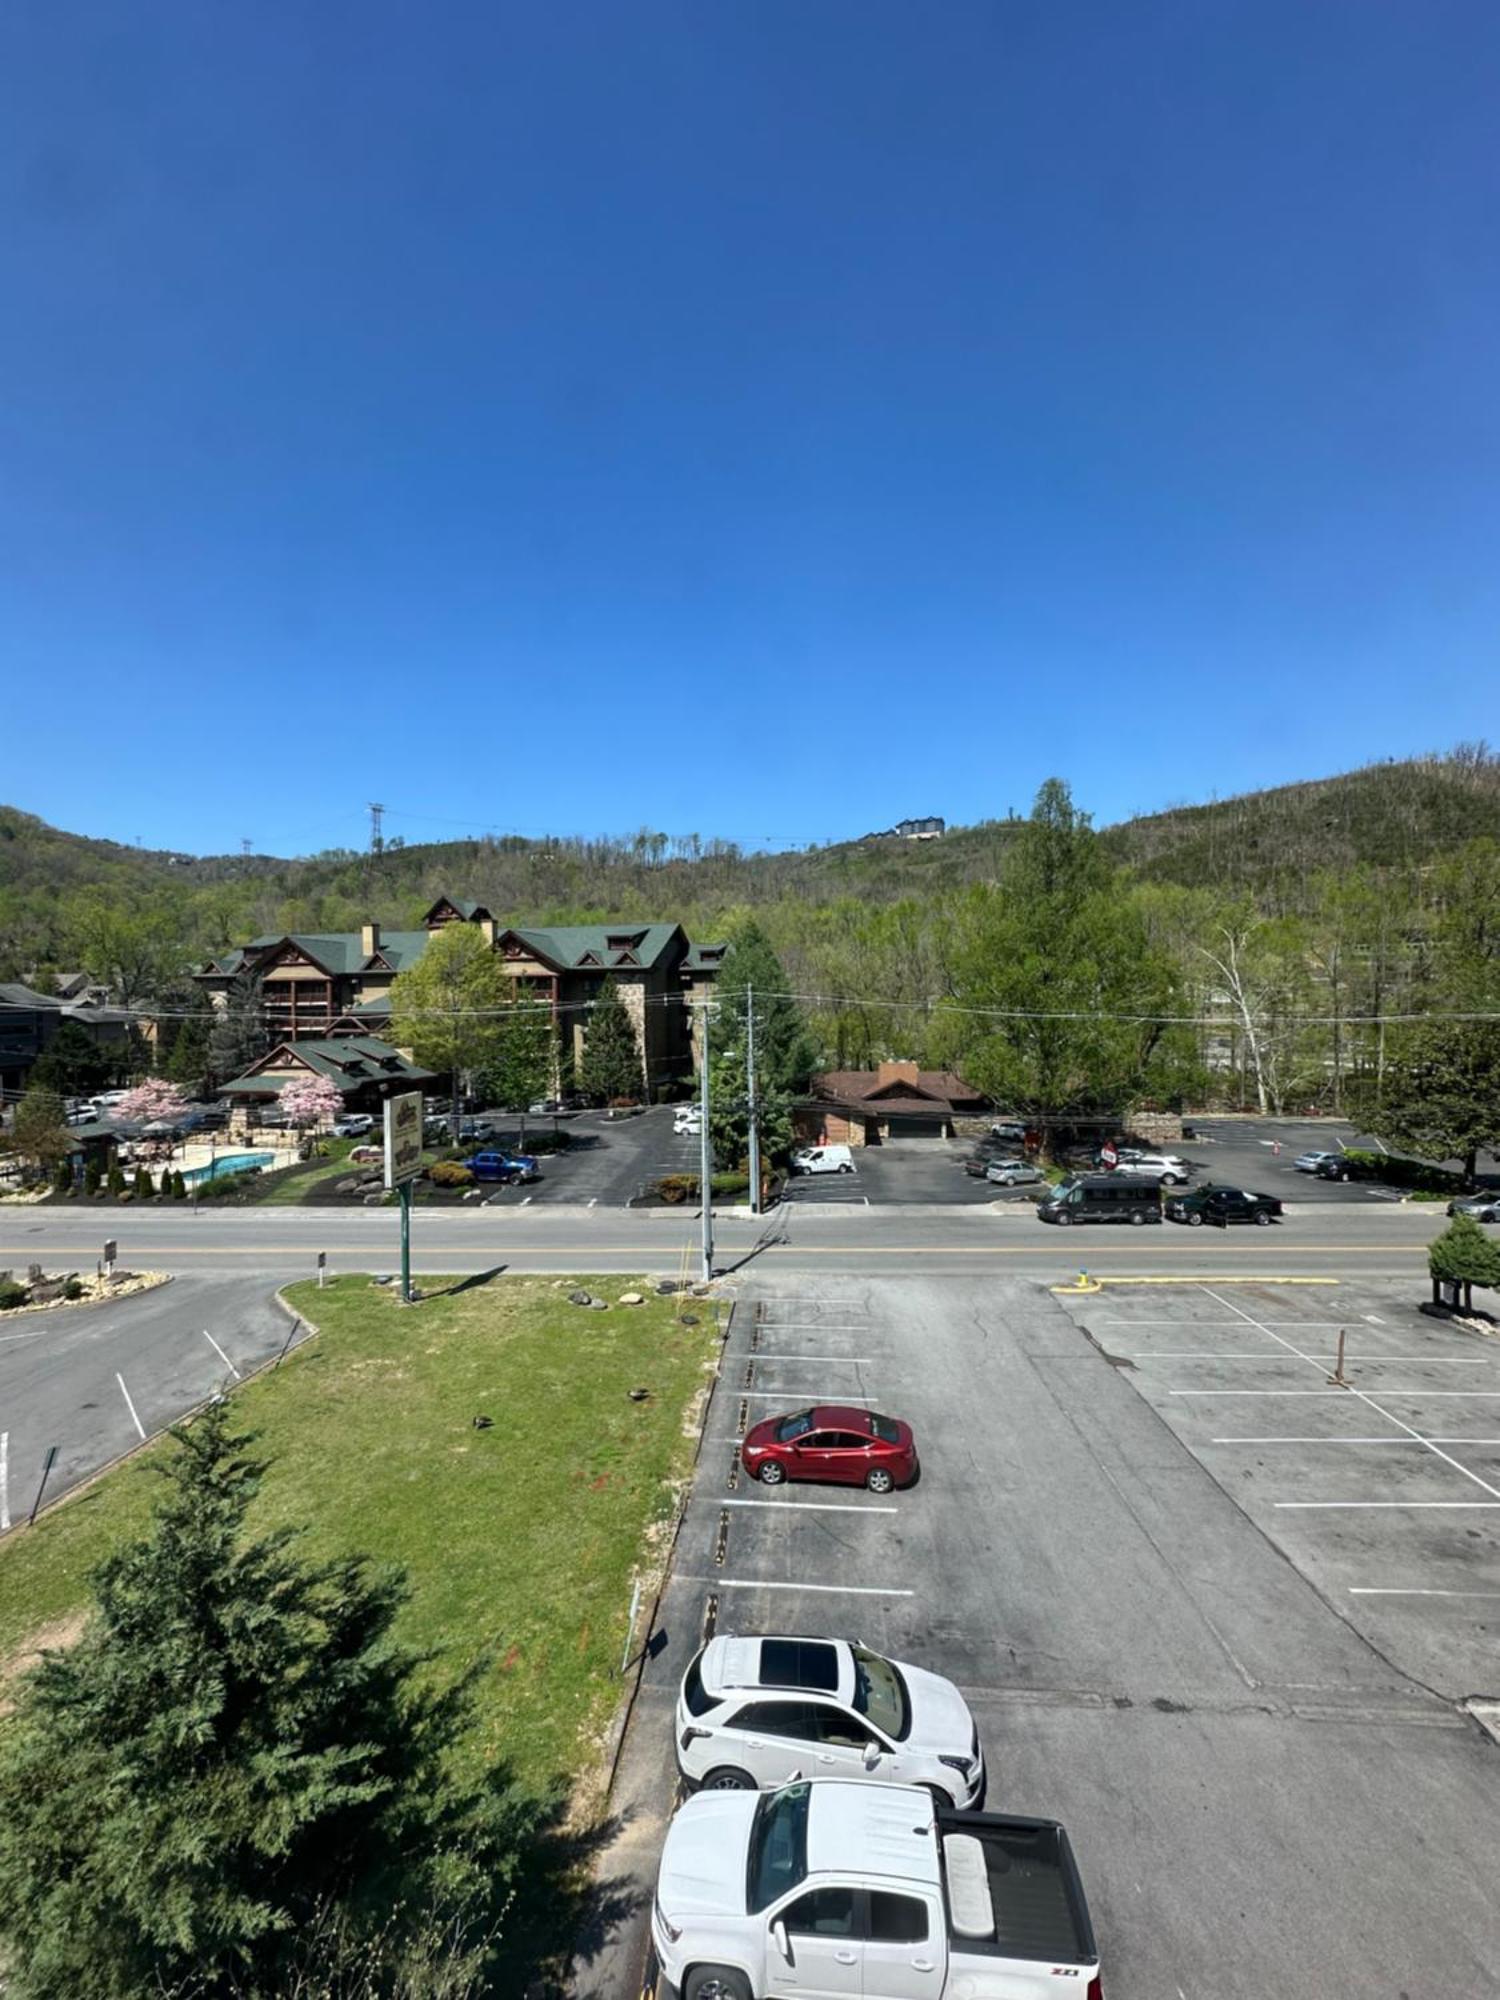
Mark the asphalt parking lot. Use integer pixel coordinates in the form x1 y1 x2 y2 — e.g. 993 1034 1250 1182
1056 1276 1500 1697
780 1139 1022 1207
579 1272 1500 2000
474 1105 690 1206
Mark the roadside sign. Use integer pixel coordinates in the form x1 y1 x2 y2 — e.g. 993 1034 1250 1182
317 1250 327 1288
383 1093 424 1190
1100 1143 1118 1169
103 1238 118 1274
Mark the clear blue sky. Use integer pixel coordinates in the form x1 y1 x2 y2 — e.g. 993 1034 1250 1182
4 1 1498 858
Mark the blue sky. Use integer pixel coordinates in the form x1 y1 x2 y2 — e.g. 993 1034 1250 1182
3 1 1498 857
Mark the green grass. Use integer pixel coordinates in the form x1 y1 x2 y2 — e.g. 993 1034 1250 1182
0 1273 720 1803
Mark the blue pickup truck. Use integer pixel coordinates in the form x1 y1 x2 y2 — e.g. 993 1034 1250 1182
463 1150 540 1185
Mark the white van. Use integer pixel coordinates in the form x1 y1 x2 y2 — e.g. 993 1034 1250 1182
791 1143 856 1176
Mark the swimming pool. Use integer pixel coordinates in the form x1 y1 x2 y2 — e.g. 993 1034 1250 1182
182 1151 275 1184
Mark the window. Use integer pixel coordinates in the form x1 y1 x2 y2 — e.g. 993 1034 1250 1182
869 1414 901 1444
682 1647 713 1717
747 1784 809 1913
850 1646 911 1740
759 1639 839 1692
775 1410 815 1443
869 1893 928 1944
783 1887 858 1937
827 1432 870 1451
728 1701 820 1741
813 1707 874 1749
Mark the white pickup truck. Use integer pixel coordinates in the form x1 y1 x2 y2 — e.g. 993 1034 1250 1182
651 1778 1101 2000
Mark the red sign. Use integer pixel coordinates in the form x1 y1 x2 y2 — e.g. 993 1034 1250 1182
1100 1143 1118 1169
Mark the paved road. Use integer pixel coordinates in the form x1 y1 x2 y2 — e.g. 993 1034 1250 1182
576 1273 1500 2000
0 1195 1452 1280
0 1276 296 1533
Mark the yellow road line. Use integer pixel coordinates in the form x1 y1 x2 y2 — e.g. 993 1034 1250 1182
0 1243 1427 1260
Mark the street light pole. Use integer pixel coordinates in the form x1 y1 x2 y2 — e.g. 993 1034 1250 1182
746 983 761 1217
698 1000 714 1282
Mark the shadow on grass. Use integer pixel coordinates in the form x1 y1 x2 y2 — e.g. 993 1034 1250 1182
426 1265 510 1301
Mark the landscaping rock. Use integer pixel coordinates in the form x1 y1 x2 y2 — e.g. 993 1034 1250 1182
618 1291 645 1306
335 1176 365 1194
362 1191 387 1206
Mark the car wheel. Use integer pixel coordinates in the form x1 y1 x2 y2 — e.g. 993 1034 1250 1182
758 1460 786 1486
1130 1209 1148 1226
1054 1210 1071 1225
686 1968 752 2000
699 1766 755 1793
1160 1173 1180 1187
1187 1212 1203 1227
1254 1210 1273 1225
838 1162 854 1174
866 1467 895 1494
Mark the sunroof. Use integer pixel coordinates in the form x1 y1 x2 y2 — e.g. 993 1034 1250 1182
759 1638 839 1692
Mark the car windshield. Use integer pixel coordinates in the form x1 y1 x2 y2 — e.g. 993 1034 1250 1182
746 1783 809 1912
775 1411 815 1443
850 1644 911 1740
869 1413 901 1444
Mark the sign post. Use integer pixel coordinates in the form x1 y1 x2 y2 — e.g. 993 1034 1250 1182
383 1093 425 1304
1100 1143 1118 1171
103 1238 118 1279
316 1251 327 1289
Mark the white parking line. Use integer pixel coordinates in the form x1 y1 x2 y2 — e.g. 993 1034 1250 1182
1172 1389 1500 1398
696 1577 915 1598
720 1496 898 1515
743 1392 877 1403
1202 1286 1500 1503
1145 1354 1492 1365
202 1330 241 1380
752 1355 875 1364
1277 1501 1500 1510
1212 1436 1427 1446
1350 1587 1500 1598
116 1372 146 1441
756 1324 872 1333
0 1431 8 1533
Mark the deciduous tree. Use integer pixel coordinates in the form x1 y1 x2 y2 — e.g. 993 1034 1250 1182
278 1073 344 1134
2 1088 72 1181
389 924 509 1140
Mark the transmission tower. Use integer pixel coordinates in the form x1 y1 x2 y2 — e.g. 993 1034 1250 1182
368 802 385 856
241 837 252 859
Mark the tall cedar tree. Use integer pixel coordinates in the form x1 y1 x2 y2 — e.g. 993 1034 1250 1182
476 993 556 1144
27 1020 116 1098
1429 1209 1500 1311
945 778 1195 1144
0 1404 525 2000
389 923 510 1139
707 923 812 1169
577 977 643 1102
207 969 267 1088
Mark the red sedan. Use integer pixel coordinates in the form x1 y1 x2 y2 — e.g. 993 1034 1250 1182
739 1404 919 1494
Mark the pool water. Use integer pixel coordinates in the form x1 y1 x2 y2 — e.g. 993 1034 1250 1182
182 1151 275 1184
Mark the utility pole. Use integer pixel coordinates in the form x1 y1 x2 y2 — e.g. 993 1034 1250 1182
698 1000 714 1282
746 983 761 1217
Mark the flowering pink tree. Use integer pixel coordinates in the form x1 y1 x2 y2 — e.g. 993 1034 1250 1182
279 1074 345 1133
114 1078 190 1126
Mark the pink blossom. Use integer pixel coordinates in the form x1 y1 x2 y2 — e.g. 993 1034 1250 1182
278 1074 345 1128
115 1078 190 1125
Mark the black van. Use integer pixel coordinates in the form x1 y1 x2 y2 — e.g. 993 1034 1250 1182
1037 1175 1163 1225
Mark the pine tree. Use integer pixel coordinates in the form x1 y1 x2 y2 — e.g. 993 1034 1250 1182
1429 1209 1500 1312
207 970 267 1087
0 1404 524 1999
578 977 644 1103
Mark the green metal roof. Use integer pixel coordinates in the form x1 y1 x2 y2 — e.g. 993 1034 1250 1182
506 923 686 971
220 1036 437 1097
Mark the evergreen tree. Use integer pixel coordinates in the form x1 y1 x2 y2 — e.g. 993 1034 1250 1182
0 1404 524 2000
1429 1209 1500 1312
578 977 644 1102
28 1020 116 1099
207 970 267 1087
476 994 557 1142
706 923 812 1166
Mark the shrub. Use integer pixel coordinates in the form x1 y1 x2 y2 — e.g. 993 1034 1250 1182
62 1277 85 1301
107 1163 127 1197
171 1170 187 1199
83 1162 101 1196
655 1173 694 1205
51 1159 73 1194
133 1166 154 1199
653 1171 750 1205
429 1161 474 1188
0 1280 27 1311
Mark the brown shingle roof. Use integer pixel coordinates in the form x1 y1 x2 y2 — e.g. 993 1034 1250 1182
811 1069 985 1109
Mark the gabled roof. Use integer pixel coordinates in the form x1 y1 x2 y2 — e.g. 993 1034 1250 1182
681 941 728 974
811 1069 986 1110
498 924 686 972
205 931 433 978
220 1035 437 1097
421 896 492 925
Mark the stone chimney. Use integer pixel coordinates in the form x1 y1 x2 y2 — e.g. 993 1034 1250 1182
361 921 381 959
876 1059 920 1087
479 917 498 947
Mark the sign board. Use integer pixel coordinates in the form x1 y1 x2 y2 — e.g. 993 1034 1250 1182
1100 1143 1118 1170
103 1238 118 1272
383 1093 425 1189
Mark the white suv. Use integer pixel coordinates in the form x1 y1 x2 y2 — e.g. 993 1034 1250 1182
676 1633 984 1807
1127 1152 1190 1186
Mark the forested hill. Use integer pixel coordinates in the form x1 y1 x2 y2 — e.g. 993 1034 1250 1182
2 750 1498 978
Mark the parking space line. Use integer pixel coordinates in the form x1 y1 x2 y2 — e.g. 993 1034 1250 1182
1350 1587 1500 1598
1277 1501 1500 1510
757 1324 871 1332
752 1354 875 1364
719 1496 898 1515
1212 1435 1426 1445
202 1330 241 1380
1144 1354 1492 1365
116 1372 146 1441
0 1431 8 1533
1202 1285 1500 1502
742 1391 876 1403
1172 1389 1500 1397
688 1576 915 1598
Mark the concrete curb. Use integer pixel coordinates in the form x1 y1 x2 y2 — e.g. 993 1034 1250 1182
1463 1699 1500 1749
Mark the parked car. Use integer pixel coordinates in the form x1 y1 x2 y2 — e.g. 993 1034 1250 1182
962 1153 1009 1177
989 1120 1026 1141
1449 1193 1500 1223
1121 1152 1190 1186
985 1160 1044 1187
348 1145 383 1165
676 1633 984 1805
1294 1150 1341 1173
739 1405 917 1494
333 1114 374 1138
1312 1154 1383 1184
650 1780 1102 2000
1037 1175 1163 1225
674 1109 703 1135
790 1144 856 1176
463 1149 539 1184
1166 1184 1283 1226
528 1098 576 1117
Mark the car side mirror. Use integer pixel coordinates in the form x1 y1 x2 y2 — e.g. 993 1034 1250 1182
863 1743 883 1770
772 1919 792 1963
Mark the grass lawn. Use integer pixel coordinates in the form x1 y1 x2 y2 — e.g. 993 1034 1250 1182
252 1138 358 1204
0 1272 721 1812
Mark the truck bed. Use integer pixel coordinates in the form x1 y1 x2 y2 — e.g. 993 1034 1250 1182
936 1809 1098 1967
